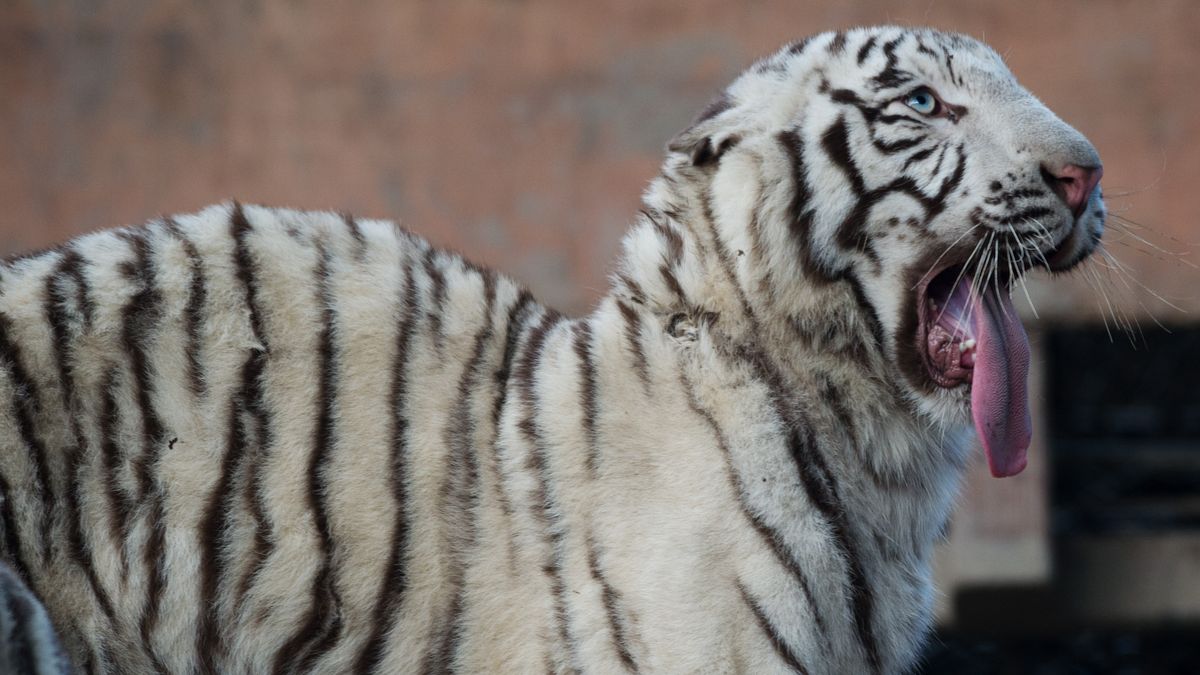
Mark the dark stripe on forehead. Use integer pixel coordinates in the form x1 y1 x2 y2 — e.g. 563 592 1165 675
786 36 812 56
871 34 914 91
916 37 938 59
827 31 847 55
856 35 878 65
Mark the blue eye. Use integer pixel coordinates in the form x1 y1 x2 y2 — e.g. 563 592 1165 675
905 89 939 115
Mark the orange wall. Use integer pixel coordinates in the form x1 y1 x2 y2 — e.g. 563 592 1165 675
1 1 1196 319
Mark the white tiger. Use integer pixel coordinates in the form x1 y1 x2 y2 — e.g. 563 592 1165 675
0 26 1104 674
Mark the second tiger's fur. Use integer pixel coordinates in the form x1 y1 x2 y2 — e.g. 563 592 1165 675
0 26 1105 674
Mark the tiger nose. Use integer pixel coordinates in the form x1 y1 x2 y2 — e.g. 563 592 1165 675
1042 163 1103 217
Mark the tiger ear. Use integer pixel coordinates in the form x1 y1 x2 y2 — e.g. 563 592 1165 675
668 92 740 167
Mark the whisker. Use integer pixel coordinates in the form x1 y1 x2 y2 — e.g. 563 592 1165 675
911 223 982 290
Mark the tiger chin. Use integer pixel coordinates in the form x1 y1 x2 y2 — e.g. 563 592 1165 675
0 26 1103 675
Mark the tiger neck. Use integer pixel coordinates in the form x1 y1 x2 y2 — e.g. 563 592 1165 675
606 180 970 541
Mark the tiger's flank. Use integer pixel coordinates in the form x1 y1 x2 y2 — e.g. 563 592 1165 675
0 26 1104 674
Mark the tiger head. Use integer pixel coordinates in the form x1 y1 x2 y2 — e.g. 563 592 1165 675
659 27 1104 477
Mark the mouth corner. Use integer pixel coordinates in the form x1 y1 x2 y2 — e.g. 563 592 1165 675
916 264 977 390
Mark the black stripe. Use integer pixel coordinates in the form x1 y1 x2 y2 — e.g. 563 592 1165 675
424 248 447 354
786 36 811 56
856 35 878 64
116 230 166 506
930 144 948 181
615 301 650 390
118 229 171 673
0 312 55 563
98 367 133 575
586 536 638 672
42 252 118 623
916 37 938 59
572 320 600 478
733 347 881 674
679 372 830 643
931 144 967 210
354 257 421 675
873 135 924 154
492 291 535 429
788 424 881 674
902 146 936 170
427 271 498 672
275 244 345 674
877 112 924 126
827 31 847 55
869 35 912 91
114 231 173 673
515 312 580 673
699 184 761 333
615 273 646 306
196 204 271 673
821 116 865 195
486 291 536 573
778 130 838 284
658 264 688 306
647 213 684 265
344 213 367 260
162 218 207 398
738 581 810 674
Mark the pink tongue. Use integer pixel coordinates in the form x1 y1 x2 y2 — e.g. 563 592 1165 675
968 286 1032 477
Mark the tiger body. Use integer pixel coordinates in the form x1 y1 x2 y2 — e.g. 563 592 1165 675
0 26 1105 675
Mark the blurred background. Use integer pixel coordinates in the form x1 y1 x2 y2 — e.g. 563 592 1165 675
1 1 1197 672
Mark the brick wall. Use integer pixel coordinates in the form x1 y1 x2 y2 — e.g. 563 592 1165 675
2 0 1196 318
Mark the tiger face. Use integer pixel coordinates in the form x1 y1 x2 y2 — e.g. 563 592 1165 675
668 27 1104 477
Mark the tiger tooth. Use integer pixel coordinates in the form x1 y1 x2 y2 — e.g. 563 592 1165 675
959 338 976 352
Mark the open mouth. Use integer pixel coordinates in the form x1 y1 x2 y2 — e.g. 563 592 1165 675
916 264 1033 477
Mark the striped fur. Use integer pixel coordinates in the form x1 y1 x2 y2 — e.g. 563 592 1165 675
0 27 1104 674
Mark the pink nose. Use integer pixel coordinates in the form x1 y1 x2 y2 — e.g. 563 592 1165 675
1045 164 1103 217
